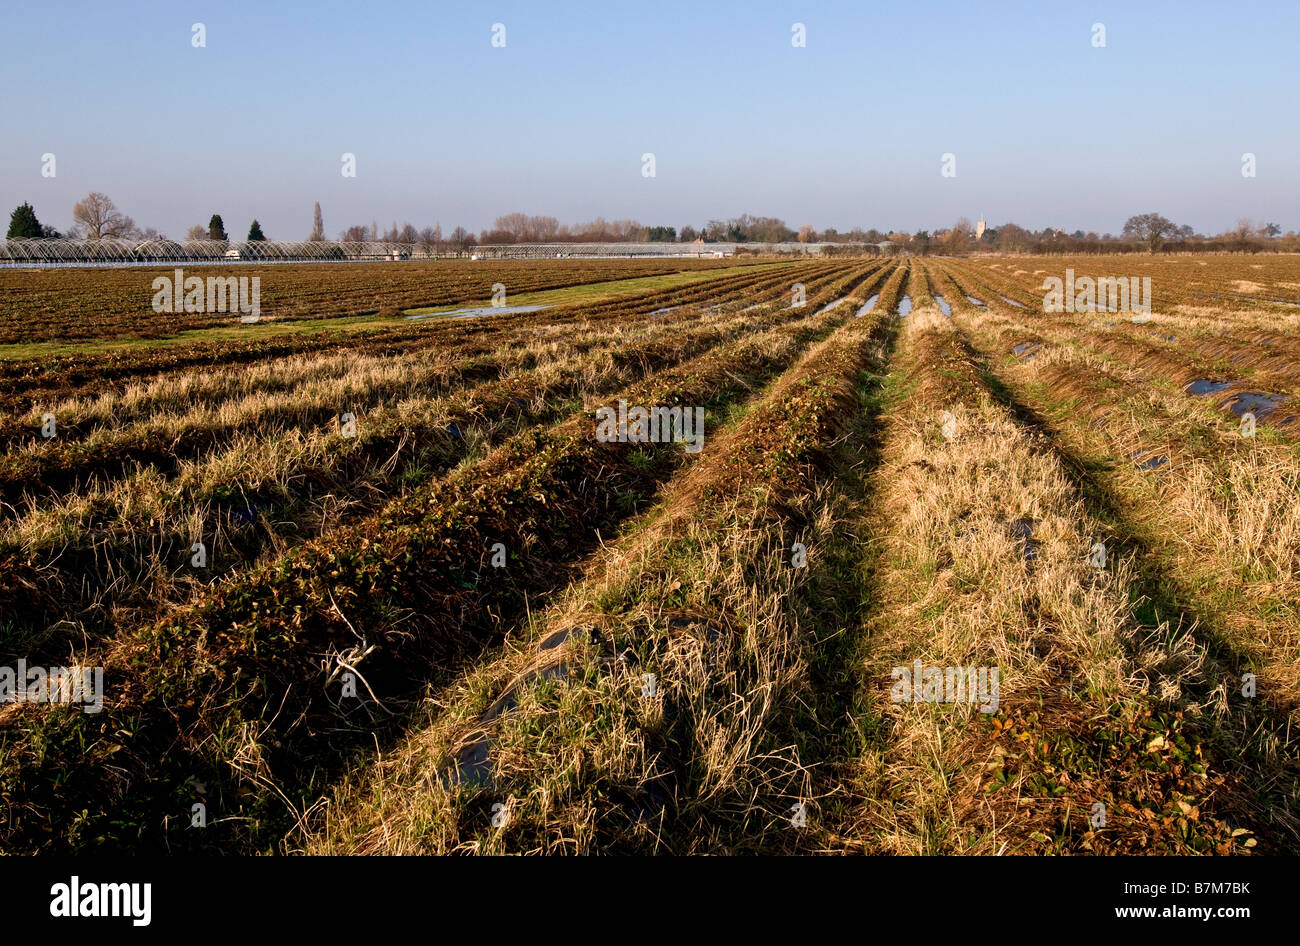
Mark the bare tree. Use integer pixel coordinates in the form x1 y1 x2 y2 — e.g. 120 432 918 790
615 219 648 241
533 216 560 241
945 217 973 255
1228 218 1263 252
341 224 369 242
995 222 1031 253
493 212 528 242
448 226 474 252
185 224 207 241
1122 213 1179 253
72 192 138 240
309 202 325 241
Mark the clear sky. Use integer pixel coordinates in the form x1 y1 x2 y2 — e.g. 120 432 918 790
2 0 1295 240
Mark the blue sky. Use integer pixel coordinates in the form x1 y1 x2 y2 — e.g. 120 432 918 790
2 0 1295 239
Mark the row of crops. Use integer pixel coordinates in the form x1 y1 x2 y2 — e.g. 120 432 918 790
1 254 1296 853
0 256 759 344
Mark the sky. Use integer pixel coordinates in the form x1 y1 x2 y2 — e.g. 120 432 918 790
1 0 1296 240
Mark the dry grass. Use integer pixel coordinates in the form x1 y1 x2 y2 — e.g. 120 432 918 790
958 303 1300 717
843 303 1261 854
6 254 1298 855
304 308 894 854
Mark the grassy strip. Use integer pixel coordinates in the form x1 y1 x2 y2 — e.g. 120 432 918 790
0 275 832 509
0 295 864 853
839 306 1267 854
960 256 1300 324
953 304 1300 830
399 262 793 316
903 260 933 309
0 261 833 407
0 262 882 654
7 262 830 441
0 292 859 663
0 257 783 351
304 302 897 854
945 260 1300 430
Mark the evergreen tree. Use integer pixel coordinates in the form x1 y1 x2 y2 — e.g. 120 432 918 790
208 214 228 241
247 219 267 241
7 202 43 239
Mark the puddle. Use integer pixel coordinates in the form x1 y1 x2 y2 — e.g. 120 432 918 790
1186 379 1233 396
966 295 987 307
856 294 880 317
406 304 550 321
1228 392 1285 418
934 295 952 317
219 498 271 526
897 295 913 317
535 626 582 652
444 624 597 787
1129 451 1169 471
1185 379 1285 419
650 306 678 318
1000 296 1027 309
1009 517 1040 563
1012 342 1041 360
816 297 849 315
449 737 493 786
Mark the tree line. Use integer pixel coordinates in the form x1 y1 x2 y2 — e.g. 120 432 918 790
841 214 1297 256
7 197 1299 255
475 213 800 244
5 194 270 243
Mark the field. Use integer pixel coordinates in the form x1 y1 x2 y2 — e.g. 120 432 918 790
1 253 1298 854
0 256 750 347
